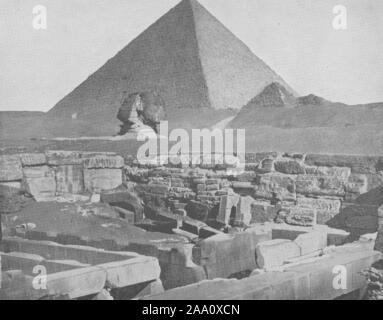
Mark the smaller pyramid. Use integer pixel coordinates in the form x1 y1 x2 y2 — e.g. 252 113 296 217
296 94 327 107
240 82 332 110
245 82 296 108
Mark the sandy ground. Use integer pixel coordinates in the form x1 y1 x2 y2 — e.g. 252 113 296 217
211 116 236 130
2 201 186 247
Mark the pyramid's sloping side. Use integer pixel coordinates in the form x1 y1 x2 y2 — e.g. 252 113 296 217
190 0 296 110
48 0 211 120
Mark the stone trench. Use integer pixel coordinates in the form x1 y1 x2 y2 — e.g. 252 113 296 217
0 150 382 299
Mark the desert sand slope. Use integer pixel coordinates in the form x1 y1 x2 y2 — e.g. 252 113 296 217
228 83 383 155
230 82 383 129
230 103 383 129
0 108 237 140
0 111 121 140
243 125 383 155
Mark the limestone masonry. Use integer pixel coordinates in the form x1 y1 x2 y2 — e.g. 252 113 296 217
1 150 382 299
1 150 382 235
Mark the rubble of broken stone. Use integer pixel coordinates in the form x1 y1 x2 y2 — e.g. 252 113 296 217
361 205 383 300
0 150 382 298
361 265 383 300
0 151 382 234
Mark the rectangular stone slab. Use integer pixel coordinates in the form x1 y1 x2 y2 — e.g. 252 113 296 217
98 256 161 288
44 266 107 299
0 155 22 181
0 252 84 275
143 245 382 300
1 238 161 290
55 165 84 194
2 238 141 265
84 168 122 192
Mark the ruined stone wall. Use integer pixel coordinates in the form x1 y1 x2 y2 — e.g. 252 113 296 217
125 152 383 237
0 151 124 202
1 151 382 237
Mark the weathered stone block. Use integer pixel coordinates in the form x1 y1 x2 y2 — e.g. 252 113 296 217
192 178 206 185
251 200 277 223
144 244 381 300
346 174 368 194
185 200 210 222
296 175 345 197
232 181 253 189
277 205 317 227
24 174 56 202
255 239 301 269
194 225 272 279
55 165 84 195
206 184 220 191
297 196 341 213
293 231 327 255
84 169 122 192
236 172 257 182
182 219 206 235
206 179 220 185
196 184 206 192
217 194 240 225
296 196 341 224
258 158 274 173
283 153 305 160
135 183 170 196
254 173 296 201
305 154 379 174
160 244 207 290
112 206 135 223
379 206 383 219
323 227 350 246
306 166 351 181
374 206 383 253
0 181 22 189
46 151 82 165
100 191 144 223
236 196 253 226
170 179 185 188
364 174 383 194
22 166 51 179
287 209 316 227
274 161 305 174
82 155 124 169
0 155 22 181
19 153 46 166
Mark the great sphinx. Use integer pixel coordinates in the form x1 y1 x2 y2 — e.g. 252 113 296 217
117 91 166 135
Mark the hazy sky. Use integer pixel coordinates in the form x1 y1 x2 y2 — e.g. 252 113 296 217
1 0 383 111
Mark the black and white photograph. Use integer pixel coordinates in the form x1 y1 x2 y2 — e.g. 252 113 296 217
0 0 383 305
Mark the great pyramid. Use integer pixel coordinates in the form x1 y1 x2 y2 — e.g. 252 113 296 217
48 0 294 127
